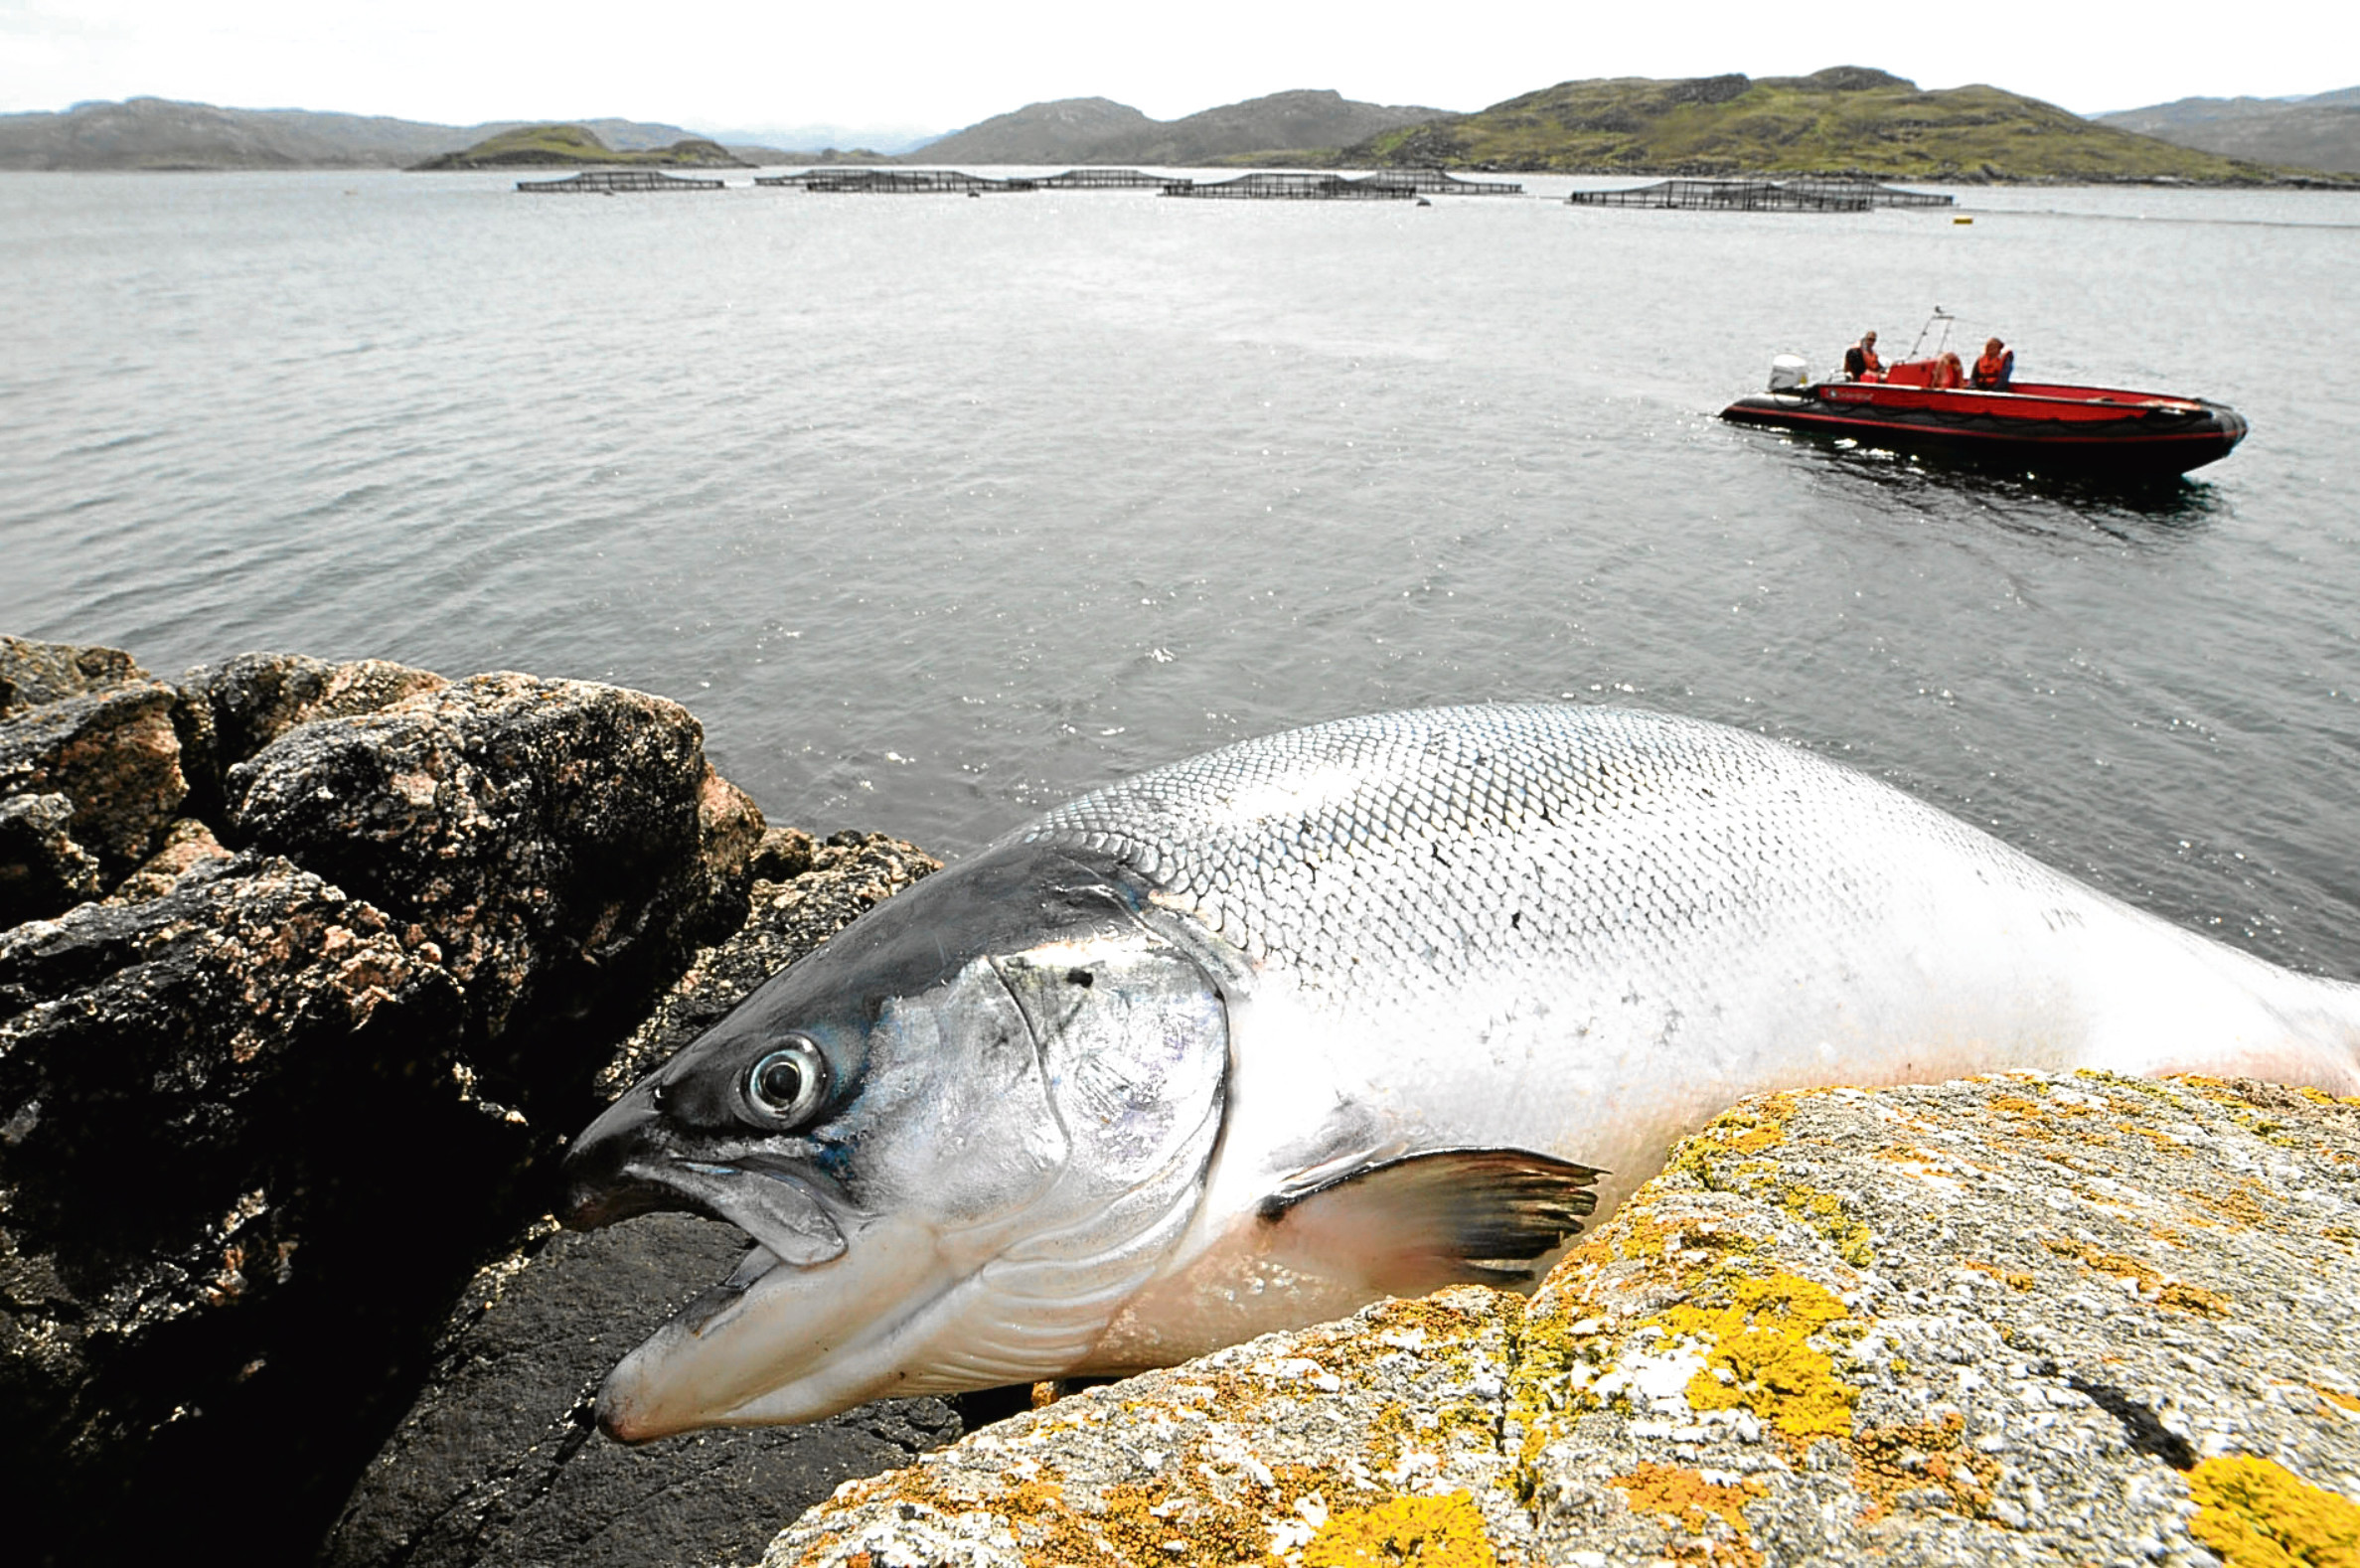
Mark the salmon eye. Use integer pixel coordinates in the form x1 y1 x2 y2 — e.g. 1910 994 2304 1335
744 1037 829 1125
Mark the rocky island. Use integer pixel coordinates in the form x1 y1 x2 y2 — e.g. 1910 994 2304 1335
410 123 749 170
6 631 2355 1567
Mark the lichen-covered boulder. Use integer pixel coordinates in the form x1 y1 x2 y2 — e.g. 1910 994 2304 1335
226 672 762 1076
766 1072 2360 1568
324 832 957 1568
174 650 449 819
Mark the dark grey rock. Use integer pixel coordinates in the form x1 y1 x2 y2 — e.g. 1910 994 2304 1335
0 634 146 716
0 791 103 924
328 830 951 1568
0 640 785 1567
103 815 233 904
324 1214 964 1568
174 650 448 820
225 671 763 1097
0 678 188 891
0 853 519 1568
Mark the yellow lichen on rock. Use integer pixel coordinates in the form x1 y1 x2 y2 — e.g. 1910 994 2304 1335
1659 1271 1859 1440
2188 1455 2360 1567
1780 1182 1875 1266
2040 1235 2234 1317
1300 1490 1501 1568
1665 1097 1793 1188
1849 1412 1995 1521
1608 1461 1765 1563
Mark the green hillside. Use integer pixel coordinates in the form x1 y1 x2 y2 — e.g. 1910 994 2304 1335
1342 66 2320 183
410 123 746 170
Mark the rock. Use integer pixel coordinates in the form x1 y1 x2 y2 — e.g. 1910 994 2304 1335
103 815 234 903
0 853 523 1568
0 639 791 1567
765 1072 2360 1568
0 634 146 715
0 791 103 924
225 672 762 1096
0 678 187 889
174 651 448 820
324 1215 966 1568
326 831 951 1568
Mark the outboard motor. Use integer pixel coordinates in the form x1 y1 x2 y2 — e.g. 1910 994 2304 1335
1768 355 1809 392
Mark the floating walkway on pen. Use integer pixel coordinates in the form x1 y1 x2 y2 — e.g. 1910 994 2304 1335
743 166 1525 201
1779 177 1954 208
1565 177 1953 212
754 170 1041 193
1353 167 1523 196
516 170 726 193
1162 169 1522 200
1163 172 1413 201
1038 169 1180 188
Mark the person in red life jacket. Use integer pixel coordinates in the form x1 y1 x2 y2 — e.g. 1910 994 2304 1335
1972 337 2015 390
1932 351 1966 390
1842 330 1884 382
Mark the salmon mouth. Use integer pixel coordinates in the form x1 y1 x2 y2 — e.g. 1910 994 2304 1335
593 1212 950 1440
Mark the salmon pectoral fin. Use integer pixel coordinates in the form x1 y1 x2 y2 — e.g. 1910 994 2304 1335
1256 1147 1604 1295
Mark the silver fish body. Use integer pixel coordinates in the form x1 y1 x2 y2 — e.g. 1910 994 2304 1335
562 705 2360 1438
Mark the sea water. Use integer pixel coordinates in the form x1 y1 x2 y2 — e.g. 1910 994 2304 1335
3 170 2355 975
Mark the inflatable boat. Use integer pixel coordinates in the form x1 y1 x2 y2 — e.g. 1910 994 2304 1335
1722 354 2249 478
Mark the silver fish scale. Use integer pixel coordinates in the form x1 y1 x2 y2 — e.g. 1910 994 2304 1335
1017 705 2060 1019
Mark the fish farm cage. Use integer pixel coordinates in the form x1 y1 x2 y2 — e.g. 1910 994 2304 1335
754 170 1040 193
1164 172 1414 201
1565 177 1952 212
516 170 725 193
1037 169 1184 188
1353 167 1523 196
1778 177 1955 209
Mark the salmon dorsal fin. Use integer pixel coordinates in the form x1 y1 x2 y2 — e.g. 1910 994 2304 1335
1257 1148 1603 1294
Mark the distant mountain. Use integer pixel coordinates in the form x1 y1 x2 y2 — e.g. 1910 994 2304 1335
704 121 942 156
2094 87 2360 174
0 97 729 171
408 123 747 170
911 88 1451 166
1333 66 2318 183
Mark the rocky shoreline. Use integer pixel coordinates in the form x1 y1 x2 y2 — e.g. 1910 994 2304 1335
0 635 992 1566
9 632 2358 1567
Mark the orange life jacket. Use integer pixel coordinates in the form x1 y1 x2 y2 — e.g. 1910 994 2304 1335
1972 350 2011 389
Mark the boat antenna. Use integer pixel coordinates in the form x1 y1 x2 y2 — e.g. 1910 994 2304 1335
1908 306 1956 361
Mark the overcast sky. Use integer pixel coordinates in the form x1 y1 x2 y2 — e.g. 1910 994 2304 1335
3 0 2352 134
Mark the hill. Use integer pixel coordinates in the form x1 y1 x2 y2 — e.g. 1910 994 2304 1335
912 88 1449 165
914 97 1155 163
408 124 748 170
2095 87 2360 174
1339 66 2311 183
0 98 751 171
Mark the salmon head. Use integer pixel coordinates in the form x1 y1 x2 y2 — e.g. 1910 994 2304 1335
559 841 1228 1440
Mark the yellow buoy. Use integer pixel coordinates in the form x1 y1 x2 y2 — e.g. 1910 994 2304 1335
1954 216 1973 225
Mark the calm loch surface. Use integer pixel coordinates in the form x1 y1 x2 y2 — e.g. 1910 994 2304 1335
5 172 2356 975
